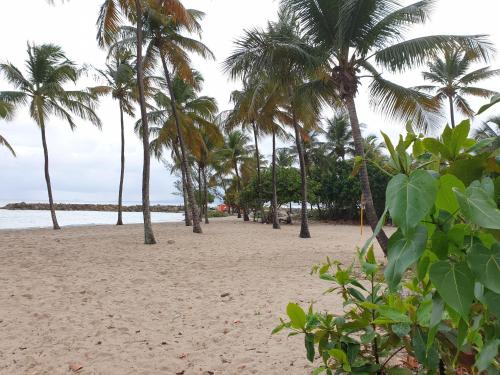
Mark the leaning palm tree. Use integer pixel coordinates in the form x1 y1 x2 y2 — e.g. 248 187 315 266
415 48 500 127
97 0 195 243
145 73 220 226
278 0 493 252
93 49 137 225
0 100 16 156
0 43 101 229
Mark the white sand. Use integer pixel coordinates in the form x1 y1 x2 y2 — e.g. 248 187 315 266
0 217 386 375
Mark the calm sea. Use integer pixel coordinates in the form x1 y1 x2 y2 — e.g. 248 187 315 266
0 209 184 230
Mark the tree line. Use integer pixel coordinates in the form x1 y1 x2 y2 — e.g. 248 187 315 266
0 0 499 255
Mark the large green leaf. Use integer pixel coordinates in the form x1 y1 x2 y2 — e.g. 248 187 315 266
385 226 428 291
386 171 437 234
448 120 470 157
454 180 500 230
287 303 306 330
429 261 475 319
475 339 500 372
467 243 500 293
436 174 465 213
423 138 451 160
484 290 500 318
446 155 488 186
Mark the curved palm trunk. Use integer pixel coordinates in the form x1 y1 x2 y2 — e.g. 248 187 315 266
160 55 202 233
448 95 456 128
345 96 388 254
292 113 311 239
39 117 60 230
117 101 125 226
272 129 280 229
234 160 242 219
135 0 156 244
252 122 264 223
203 165 209 224
173 143 192 226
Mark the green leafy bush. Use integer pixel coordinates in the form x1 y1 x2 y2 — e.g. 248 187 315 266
275 120 500 374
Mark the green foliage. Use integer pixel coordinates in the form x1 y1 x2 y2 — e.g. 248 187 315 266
276 120 500 373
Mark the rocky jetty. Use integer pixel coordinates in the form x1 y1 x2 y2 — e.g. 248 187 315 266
1 202 183 213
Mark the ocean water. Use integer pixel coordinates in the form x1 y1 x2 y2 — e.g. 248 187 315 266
0 209 184 230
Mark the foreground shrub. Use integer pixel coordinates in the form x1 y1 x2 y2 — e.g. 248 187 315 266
275 121 500 374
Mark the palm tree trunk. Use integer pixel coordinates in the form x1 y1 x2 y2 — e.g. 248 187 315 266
173 143 192 226
39 117 60 230
345 96 388 254
198 164 203 221
292 112 311 239
160 54 202 233
203 165 209 224
252 122 264 223
272 129 280 230
117 100 125 226
448 95 456 128
135 0 156 244
234 161 242 219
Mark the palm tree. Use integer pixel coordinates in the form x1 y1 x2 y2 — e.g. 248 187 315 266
97 0 196 243
145 73 220 225
278 0 493 252
93 49 137 225
112 4 214 234
0 100 15 156
225 10 324 238
474 117 500 152
415 48 500 127
218 130 253 219
0 43 101 230
325 115 354 160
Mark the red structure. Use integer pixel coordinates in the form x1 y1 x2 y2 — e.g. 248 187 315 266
216 204 228 213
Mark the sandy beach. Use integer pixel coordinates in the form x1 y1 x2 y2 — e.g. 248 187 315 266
0 218 386 375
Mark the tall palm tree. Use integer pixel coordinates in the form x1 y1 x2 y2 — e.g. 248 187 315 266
93 49 137 225
112 4 214 234
0 43 101 230
415 48 500 127
224 10 324 238
97 0 195 243
279 0 493 252
224 77 285 224
218 130 253 219
0 100 15 156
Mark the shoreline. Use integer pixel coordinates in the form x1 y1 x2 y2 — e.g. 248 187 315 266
1 202 184 213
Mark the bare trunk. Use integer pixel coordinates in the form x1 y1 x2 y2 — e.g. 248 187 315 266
252 122 264 223
203 165 209 224
160 54 202 233
345 96 388 254
173 143 192 226
235 160 242 219
448 95 456 128
135 0 156 244
117 100 125 226
272 130 280 229
292 112 311 239
39 116 60 230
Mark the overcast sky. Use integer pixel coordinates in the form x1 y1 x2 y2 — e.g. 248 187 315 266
0 0 499 205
